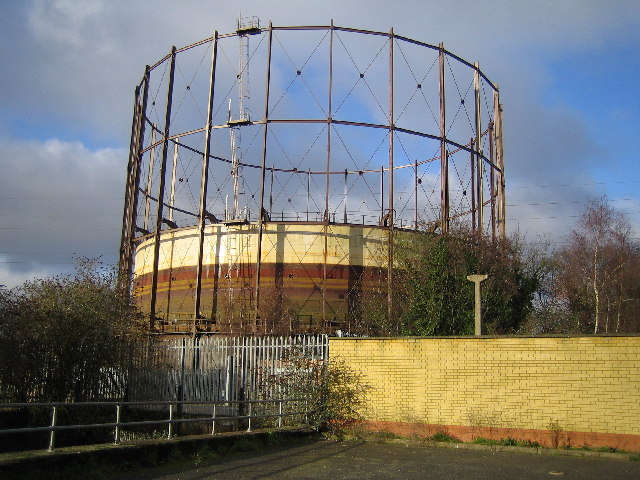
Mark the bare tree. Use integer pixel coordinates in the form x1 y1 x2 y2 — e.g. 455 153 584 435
554 198 640 333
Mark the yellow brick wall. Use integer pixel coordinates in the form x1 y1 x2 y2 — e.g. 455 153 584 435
329 336 640 436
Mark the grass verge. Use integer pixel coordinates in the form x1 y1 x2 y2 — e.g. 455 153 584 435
340 428 638 462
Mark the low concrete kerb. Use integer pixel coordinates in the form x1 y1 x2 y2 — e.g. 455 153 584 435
0 427 318 475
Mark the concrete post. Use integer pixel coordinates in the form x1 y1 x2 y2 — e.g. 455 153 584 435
467 274 488 335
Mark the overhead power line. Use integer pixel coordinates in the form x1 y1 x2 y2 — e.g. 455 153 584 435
510 179 640 190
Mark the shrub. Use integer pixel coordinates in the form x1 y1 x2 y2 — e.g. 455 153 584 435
262 357 369 434
0 259 144 403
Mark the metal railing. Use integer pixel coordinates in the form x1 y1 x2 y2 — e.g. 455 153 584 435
0 398 307 452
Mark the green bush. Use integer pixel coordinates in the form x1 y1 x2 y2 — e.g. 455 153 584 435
429 431 460 443
262 357 370 435
394 230 543 336
0 259 144 403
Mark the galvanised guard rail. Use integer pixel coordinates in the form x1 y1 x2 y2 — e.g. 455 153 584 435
0 398 307 451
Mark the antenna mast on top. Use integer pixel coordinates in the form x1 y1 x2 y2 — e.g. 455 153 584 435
237 12 259 122
227 13 260 221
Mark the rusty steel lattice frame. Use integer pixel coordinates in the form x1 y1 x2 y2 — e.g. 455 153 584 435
119 23 506 332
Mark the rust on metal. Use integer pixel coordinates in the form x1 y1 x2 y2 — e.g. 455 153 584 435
118 23 506 335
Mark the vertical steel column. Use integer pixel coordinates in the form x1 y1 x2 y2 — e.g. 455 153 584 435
194 32 219 329
493 89 500 236
489 121 496 240
307 168 311 221
474 62 483 235
269 165 274 217
414 160 418 230
119 86 142 276
254 23 273 323
380 166 384 221
343 169 348 223
470 138 476 230
124 68 150 285
323 21 334 328
387 28 394 324
119 67 149 284
439 43 449 233
169 142 178 222
143 126 157 232
149 46 177 330
167 141 177 317
494 89 506 239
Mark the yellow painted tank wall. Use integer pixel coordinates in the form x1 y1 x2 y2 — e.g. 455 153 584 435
134 223 389 278
132 222 401 332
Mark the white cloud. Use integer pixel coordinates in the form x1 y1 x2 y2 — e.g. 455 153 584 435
29 0 111 50
0 137 126 287
0 0 639 282
1 0 636 144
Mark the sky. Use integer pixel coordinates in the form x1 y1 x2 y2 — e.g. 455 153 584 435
1 0 639 288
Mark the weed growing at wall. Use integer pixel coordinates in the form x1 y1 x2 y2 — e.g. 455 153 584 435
547 418 564 449
429 431 461 443
472 437 541 448
261 357 370 435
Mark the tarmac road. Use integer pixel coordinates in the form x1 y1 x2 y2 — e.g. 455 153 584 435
114 439 640 480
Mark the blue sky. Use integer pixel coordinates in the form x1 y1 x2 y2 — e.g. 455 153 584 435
542 47 640 197
0 0 639 287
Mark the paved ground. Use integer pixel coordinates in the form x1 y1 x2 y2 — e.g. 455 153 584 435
115 439 640 480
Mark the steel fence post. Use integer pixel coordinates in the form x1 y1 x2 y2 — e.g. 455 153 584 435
211 403 216 435
114 404 121 444
305 399 309 427
247 401 252 432
48 406 57 452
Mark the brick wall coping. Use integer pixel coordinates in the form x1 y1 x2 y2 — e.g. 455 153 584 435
329 334 640 340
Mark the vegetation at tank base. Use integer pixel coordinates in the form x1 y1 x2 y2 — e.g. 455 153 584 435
0 258 145 403
238 196 640 337
392 228 543 336
352 196 640 337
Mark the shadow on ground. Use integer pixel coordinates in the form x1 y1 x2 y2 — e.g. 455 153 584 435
115 439 640 480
